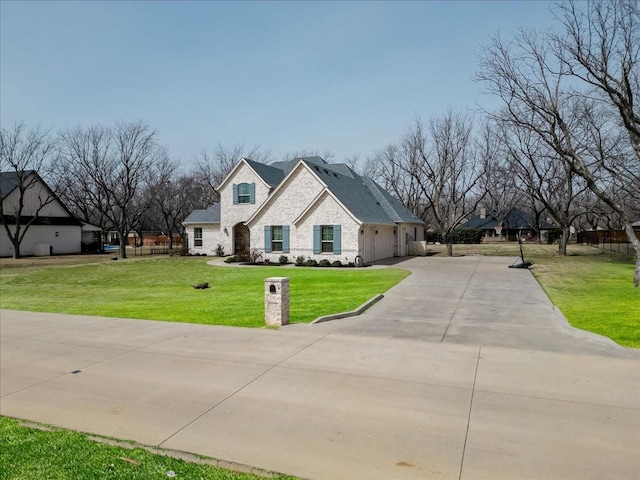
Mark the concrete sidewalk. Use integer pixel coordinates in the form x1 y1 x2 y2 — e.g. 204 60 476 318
1 309 639 480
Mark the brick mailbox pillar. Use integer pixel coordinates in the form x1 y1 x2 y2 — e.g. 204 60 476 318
265 277 290 327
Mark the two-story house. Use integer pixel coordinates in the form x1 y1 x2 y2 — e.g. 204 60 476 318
183 156 424 264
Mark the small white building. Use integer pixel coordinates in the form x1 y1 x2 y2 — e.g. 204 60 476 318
183 157 424 264
0 170 84 257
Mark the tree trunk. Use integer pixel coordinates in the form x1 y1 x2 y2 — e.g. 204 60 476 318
166 225 174 250
446 241 453 257
118 231 127 259
622 222 640 288
558 225 570 256
4 224 22 259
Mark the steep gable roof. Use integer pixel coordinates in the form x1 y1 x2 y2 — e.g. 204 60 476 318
0 170 35 200
362 177 423 223
1 170 80 222
247 157 423 226
193 156 423 228
304 162 403 224
217 158 278 191
183 203 220 224
244 159 285 188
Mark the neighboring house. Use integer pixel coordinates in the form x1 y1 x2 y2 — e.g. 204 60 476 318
183 157 424 264
0 170 84 257
81 222 103 253
460 207 556 241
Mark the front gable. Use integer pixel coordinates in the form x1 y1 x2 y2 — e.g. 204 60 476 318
218 160 271 225
1 171 75 220
246 161 326 228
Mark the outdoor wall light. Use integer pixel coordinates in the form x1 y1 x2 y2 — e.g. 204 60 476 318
55 232 59 237
375 230 378 234
223 227 228 235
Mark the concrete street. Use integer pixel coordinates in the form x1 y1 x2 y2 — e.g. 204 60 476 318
1 256 639 479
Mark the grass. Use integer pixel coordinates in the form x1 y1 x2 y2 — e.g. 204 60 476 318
0 416 299 480
1 245 638 346
431 243 640 347
0 256 409 327
529 252 640 347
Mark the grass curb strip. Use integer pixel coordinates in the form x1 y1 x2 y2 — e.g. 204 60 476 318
14 418 297 479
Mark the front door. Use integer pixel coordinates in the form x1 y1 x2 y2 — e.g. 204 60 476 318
234 224 250 257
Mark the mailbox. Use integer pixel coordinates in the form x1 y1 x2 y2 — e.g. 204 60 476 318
265 277 289 327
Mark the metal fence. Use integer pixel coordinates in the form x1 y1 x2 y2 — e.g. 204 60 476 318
131 243 182 256
577 230 638 256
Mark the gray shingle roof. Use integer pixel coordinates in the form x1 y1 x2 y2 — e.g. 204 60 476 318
462 208 555 230
185 157 423 227
244 159 285 188
269 157 422 225
183 203 220 223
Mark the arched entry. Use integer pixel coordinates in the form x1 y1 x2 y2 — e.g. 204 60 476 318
234 223 250 256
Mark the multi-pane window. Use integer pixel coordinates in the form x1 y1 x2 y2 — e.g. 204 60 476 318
321 225 334 253
194 227 203 247
237 183 251 204
271 226 283 252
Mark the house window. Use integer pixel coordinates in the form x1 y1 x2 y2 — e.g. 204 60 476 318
264 225 289 253
271 226 283 252
238 183 250 203
321 226 334 253
233 183 255 204
314 225 341 254
194 227 203 247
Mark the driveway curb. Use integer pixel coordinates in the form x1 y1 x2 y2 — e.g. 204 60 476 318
310 294 384 324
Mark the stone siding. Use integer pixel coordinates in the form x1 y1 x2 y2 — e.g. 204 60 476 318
186 224 221 255
218 162 271 255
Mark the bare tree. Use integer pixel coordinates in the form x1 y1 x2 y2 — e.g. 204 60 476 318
343 154 361 172
410 112 488 256
499 121 589 254
365 143 426 218
476 120 524 241
0 123 58 258
477 2 640 285
554 0 640 160
146 151 198 250
58 122 157 258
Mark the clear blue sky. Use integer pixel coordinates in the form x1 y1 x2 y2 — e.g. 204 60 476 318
1 0 559 167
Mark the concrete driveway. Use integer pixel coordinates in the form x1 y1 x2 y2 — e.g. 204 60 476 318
1 256 639 480
304 255 638 358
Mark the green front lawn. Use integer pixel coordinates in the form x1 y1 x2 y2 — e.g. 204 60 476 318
0 257 409 327
1 246 638 347
0 416 299 480
530 252 640 348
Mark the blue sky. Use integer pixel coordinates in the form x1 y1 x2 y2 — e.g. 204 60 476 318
1 1 560 167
